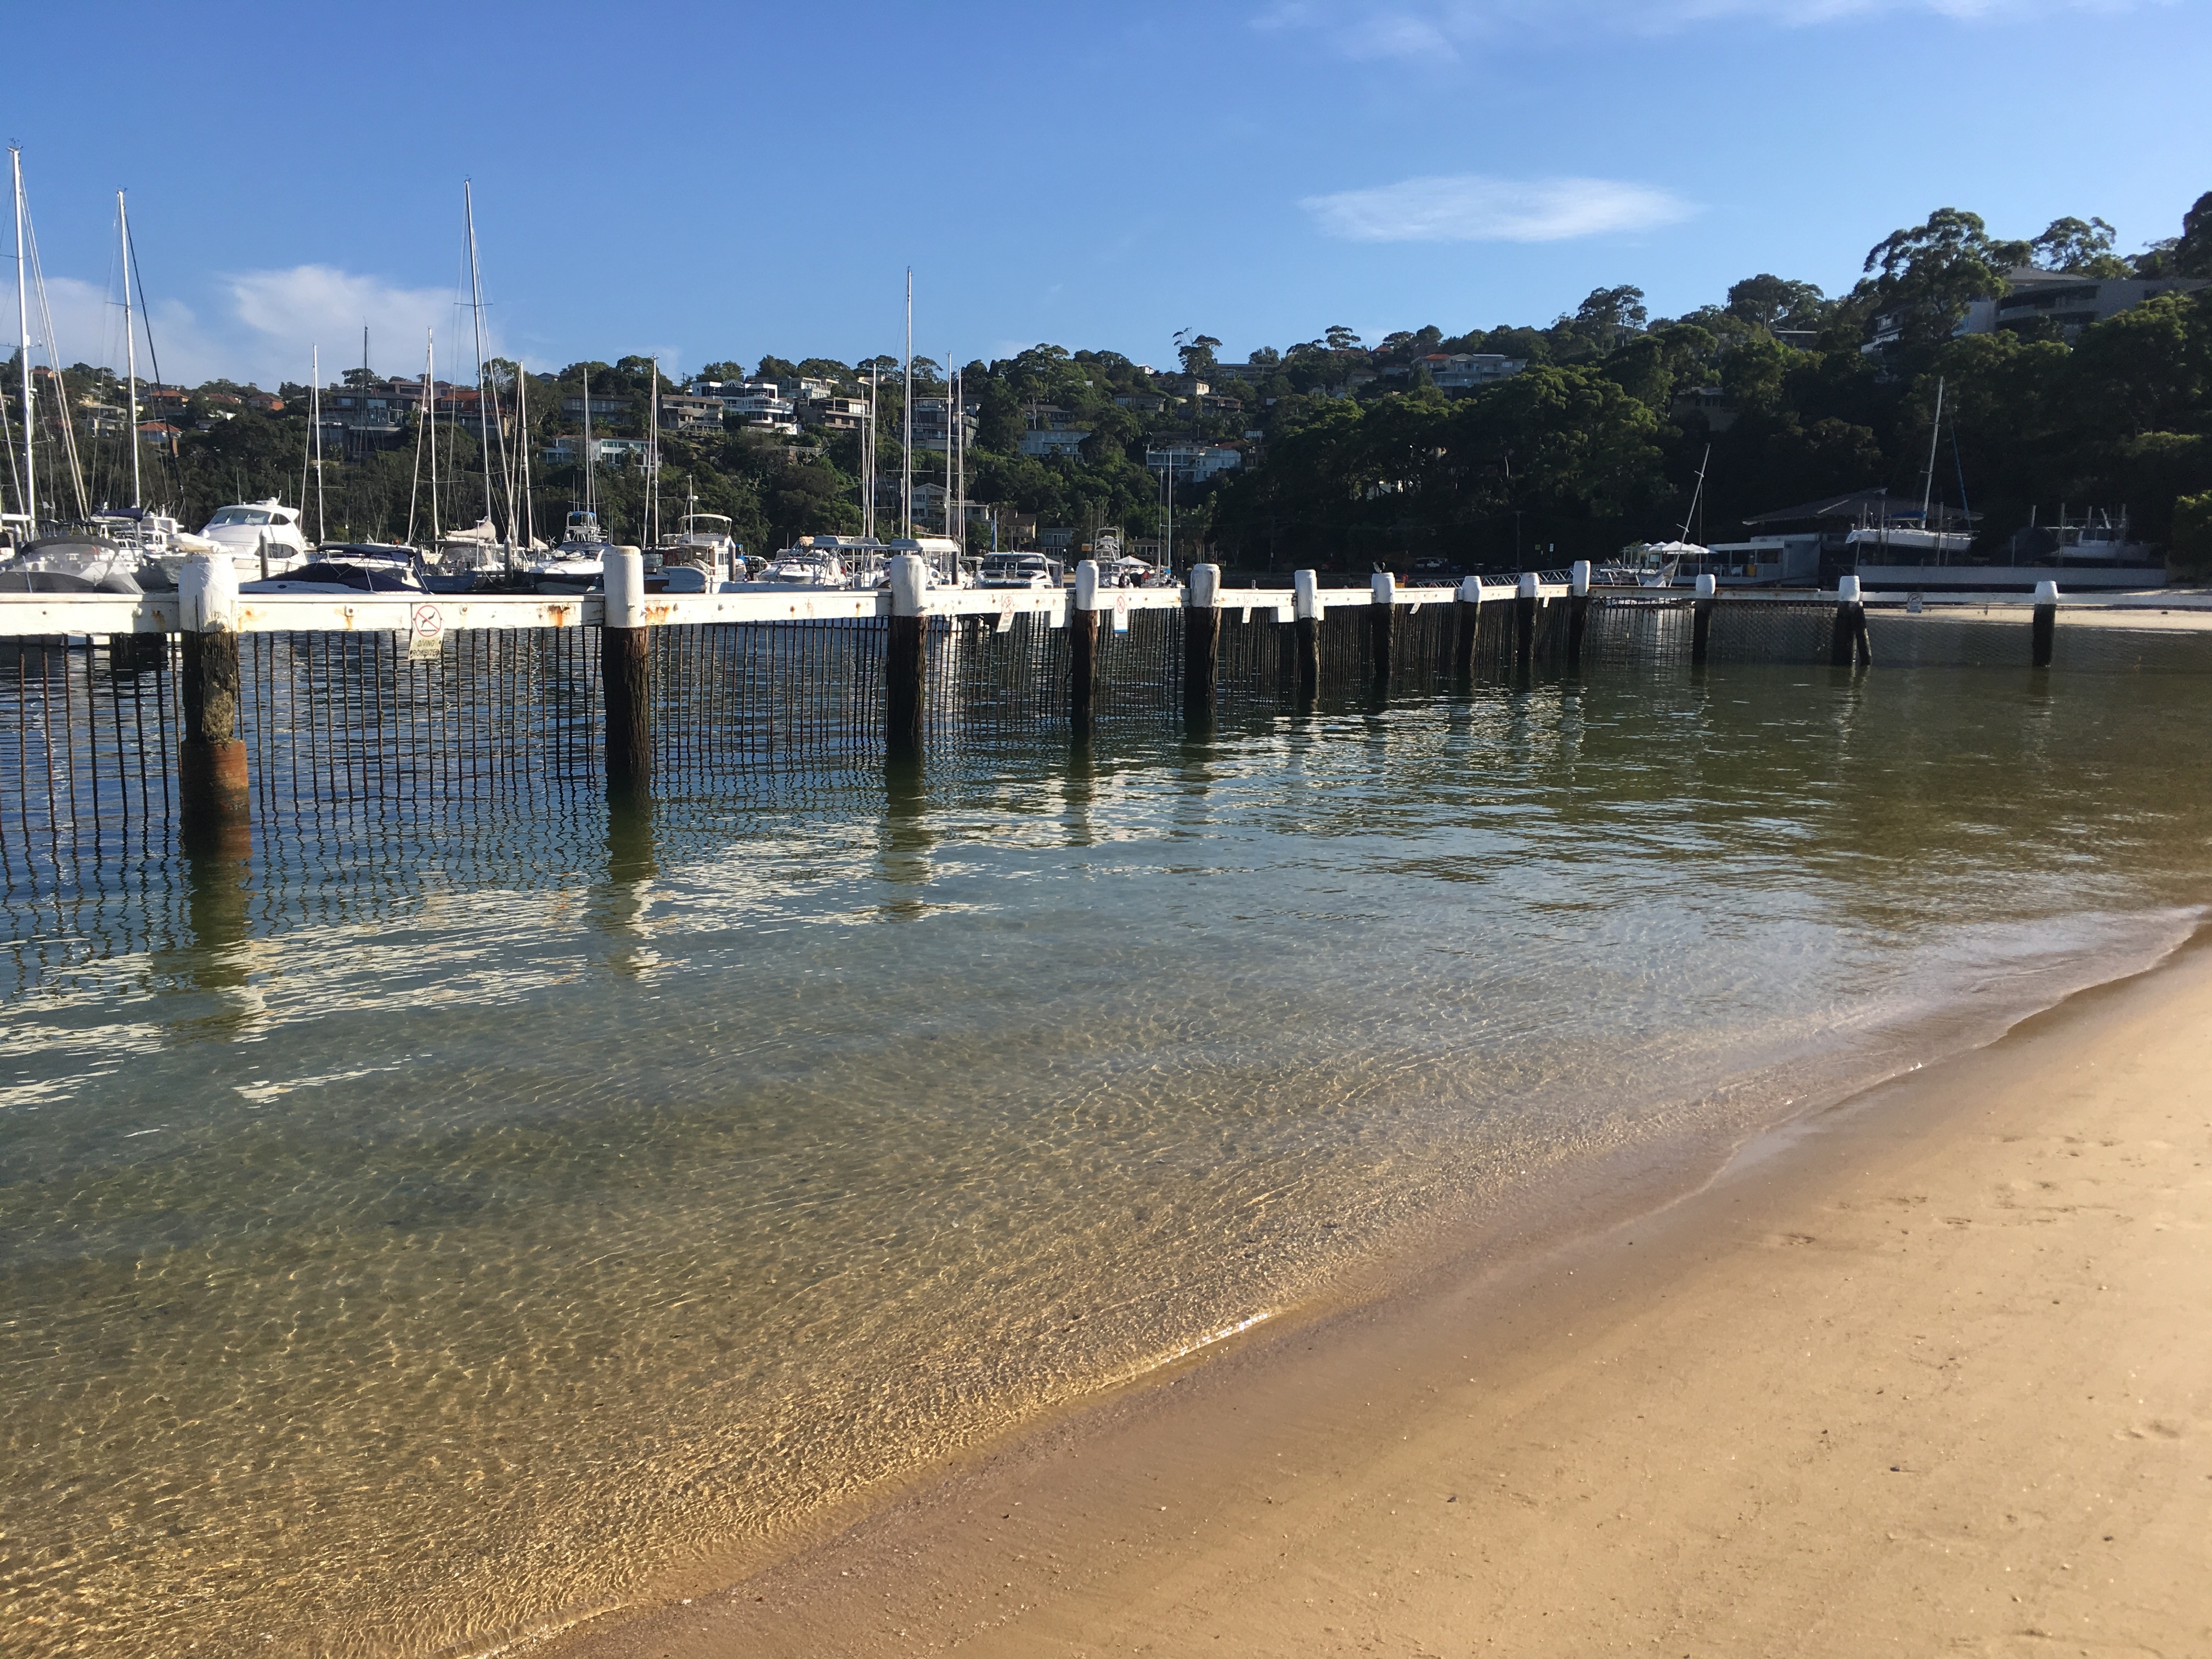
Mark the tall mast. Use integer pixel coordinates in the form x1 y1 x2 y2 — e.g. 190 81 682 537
902 268 912 540
1920 375 1945 527
118 189 140 509
463 179 499 537
516 365 533 553
648 354 661 547
311 345 324 542
425 329 439 543
582 364 594 520
942 349 953 541
862 366 875 540
12 149 36 532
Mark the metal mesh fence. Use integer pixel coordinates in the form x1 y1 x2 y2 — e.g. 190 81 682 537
2 635 180 911
11 599 2212 934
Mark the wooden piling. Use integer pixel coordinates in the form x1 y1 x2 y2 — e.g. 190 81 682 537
2032 578 2058 669
176 553 249 853
1293 569 1321 705
1692 573 1716 667
1453 575 1483 679
1566 560 1592 669
603 548 653 794
1071 558 1101 735
885 552 928 759
1514 572 1537 670
1830 574 1869 669
1368 570 1395 695
1184 562 1221 724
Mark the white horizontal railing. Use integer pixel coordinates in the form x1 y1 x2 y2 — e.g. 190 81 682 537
1 572 2204 638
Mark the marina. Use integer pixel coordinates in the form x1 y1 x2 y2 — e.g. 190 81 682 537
4 5 2211 1650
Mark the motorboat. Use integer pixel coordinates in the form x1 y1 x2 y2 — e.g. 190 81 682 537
1096 553 1166 589
1594 542 1690 588
976 551 1061 589
241 544 427 594
751 540 850 587
0 530 144 594
881 535 968 588
433 516 511 578
88 506 222 572
151 499 312 584
526 510 616 594
656 510 743 585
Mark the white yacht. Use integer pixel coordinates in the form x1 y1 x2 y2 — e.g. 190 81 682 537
157 499 312 583
753 541 850 587
241 544 427 594
89 506 222 569
1595 542 1690 588
433 516 511 577
882 535 968 588
976 551 1061 589
0 529 144 594
526 509 616 594
659 511 742 585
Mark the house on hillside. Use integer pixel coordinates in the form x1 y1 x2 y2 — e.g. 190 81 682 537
657 393 725 433
1413 353 1525 392
1869 267 2209 352
1144 441 1242 483
543 435 652 467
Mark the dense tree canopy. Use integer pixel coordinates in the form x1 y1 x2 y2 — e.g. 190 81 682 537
13 189 2208 573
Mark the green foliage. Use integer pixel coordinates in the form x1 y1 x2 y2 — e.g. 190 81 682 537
2169 488 2212 578
65 184 2210 574
1859 207 2025 351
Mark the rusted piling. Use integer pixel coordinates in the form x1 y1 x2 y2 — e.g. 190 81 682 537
1692 572 1716 666
1070 558 1101 735
1293 569 1321 706
602 549 653 794
1184 562 1221 724
1453 574 1483 679
1830 573 1871 668
1514 572 1537 670
176 553 249 853
885 552 928 759
2032 578 2058 669
1368 570 1395 695
1567 560 1592 669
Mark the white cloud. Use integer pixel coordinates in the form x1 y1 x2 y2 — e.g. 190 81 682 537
225 265 487 384
3 263 489 390
1301 173 1697 242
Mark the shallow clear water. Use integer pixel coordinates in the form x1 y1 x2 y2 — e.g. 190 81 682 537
4 663 2211 1657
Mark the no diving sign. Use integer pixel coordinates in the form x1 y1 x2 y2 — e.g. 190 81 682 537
409 602 446 657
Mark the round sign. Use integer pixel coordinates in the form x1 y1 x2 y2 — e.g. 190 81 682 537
411 603 445 641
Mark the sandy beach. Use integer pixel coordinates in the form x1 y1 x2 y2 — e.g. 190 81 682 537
542 928 2212 1659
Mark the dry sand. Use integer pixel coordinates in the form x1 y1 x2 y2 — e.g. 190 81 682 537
546 935 2212 1659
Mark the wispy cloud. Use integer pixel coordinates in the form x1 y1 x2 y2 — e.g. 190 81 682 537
4 263 500 390
1301 173 1697 242
1256 0 2165 60
227 266 488 380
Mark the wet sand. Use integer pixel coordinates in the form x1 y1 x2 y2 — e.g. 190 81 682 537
543 934 2212 1659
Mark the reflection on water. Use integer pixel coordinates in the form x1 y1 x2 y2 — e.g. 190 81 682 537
4 665 2211 1658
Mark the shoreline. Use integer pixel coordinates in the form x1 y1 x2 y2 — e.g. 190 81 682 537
536 926 2212 1658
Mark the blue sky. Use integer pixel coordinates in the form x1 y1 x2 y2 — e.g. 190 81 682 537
8 1 2207 387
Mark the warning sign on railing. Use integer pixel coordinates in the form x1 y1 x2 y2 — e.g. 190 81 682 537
409 603 445 658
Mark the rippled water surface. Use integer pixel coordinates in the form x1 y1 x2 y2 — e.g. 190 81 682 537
5 663 2212 1656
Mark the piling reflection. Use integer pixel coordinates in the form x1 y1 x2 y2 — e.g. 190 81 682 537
156 840 263 1042
1060 740 1099 850
589 791 661 975
878 753 934 908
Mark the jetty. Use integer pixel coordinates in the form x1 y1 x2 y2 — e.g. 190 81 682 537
4 550 2210 899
